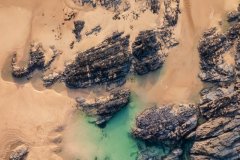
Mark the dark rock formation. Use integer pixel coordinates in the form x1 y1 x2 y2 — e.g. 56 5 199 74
73 20 85 42
163 0 180 26
198 25 240 83
132 30 163 75
11 43 60 79
189 83 240 160
133 104 198 144
227 4 240 23
198 85 239 119
76 89 130 126
63 32 131 88
9 144 28 160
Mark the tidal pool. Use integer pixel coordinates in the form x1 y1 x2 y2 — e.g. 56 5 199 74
62 93 168 160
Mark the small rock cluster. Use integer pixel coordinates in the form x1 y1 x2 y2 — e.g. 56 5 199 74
9 144 28 160
76 89 130 126
11 43 59 79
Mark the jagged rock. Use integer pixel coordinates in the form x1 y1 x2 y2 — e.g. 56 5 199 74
76 89 130 126
163 149 183 160
63 32 130 88
164 0 180 26
73 20 85 42
198 25 240 83
11 43 60 79
189 82 240 159
199 85 239 119
9 144 28 160
132 30 163 75
133 104 198 144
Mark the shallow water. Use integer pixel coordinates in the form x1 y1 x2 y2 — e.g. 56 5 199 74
62 94 152 160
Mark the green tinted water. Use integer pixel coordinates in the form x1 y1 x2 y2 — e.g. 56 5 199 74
69 94 148 160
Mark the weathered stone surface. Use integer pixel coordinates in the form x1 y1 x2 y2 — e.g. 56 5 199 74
73 20 85 42
63 32 130 88
9 144 28 160
11 43 60 79
133 104 198 143
199 85 239 119
198 25 240 83
76 89 130 126
132 30 163 75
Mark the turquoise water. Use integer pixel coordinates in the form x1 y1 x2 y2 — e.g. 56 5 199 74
68 93 161 160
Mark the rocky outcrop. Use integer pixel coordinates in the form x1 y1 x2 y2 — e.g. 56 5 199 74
11 43 60 79
9 144 28 160
73 20 85 42
132 104 198 144
63 32 130 88
198 85 239 119
76 89 130 126
189 19 240 158
132 30 163 75
198 25 240 83
189 83 240 160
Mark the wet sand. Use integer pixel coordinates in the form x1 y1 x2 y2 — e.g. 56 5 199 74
0 0 239 160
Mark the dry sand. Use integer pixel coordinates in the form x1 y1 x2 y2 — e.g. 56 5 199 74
0 0 239 159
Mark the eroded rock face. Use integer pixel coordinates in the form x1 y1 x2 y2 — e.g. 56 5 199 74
63 32 131 88
132 30 163 75
132 104 198 143
198 25 240 83
9 144 28 160
76 89 130 126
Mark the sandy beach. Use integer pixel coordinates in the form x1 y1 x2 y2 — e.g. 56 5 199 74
0 0 239 159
